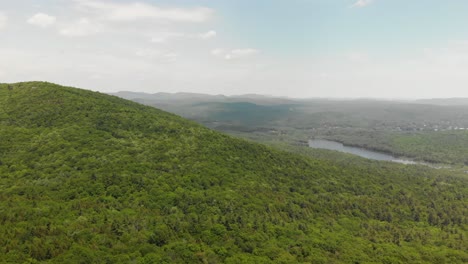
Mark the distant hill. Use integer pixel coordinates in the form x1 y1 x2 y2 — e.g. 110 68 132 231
111 91 468 164
414 98 468 106
112 91 227 102
112 91 468 106
1 82 466 263
110 91 297 105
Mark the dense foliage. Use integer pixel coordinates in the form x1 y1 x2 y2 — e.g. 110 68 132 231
1 82 467 263
317 129 468 165
117 92 468 165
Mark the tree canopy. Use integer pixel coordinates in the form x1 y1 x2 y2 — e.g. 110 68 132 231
0 82 466 263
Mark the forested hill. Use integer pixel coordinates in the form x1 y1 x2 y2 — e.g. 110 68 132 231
0 82 467 263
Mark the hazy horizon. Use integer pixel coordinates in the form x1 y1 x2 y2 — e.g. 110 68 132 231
2 0 468 98
110 89 468 101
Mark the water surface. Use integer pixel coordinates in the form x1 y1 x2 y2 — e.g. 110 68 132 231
308 139 418 164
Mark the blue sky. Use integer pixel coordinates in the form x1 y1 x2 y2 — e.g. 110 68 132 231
215 0 468 56
1 0 468 98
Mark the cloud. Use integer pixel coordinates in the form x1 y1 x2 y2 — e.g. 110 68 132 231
27 13 57 28
212 48 259 60
150 32 185 43
211 48 224 56
352 0 374 8
135 49 179 62
226 49 259 60
346 52 370 63
59 18 102 37
0 13 7 30
199 30 216 39
149 30 216 43
74 0 214 23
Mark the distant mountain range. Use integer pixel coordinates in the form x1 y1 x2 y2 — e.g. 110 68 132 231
414 98 468 106
110 91 302 105
111 91 468 106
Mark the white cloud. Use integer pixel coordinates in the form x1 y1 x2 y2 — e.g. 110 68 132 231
346 52 370 63
0 13 7 30
212 48 259 60
27 13 56 28
59 18 102 37
199 30 216 39
149 30 216 43
150 32 185 43
226 49 259 60
211 48 225 56
74 0 214 23
352 0 374 8
135 49 179 62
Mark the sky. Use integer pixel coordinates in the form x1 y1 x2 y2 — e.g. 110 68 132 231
1 0 468 98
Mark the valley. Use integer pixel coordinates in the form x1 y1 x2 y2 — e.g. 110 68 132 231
0 82 466 263
308 139 423 164
113 91 468 167
4 1 468 263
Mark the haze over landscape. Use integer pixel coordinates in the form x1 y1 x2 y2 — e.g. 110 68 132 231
1 1 468 263
3 0 468 98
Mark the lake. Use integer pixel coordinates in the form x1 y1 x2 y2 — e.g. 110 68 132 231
308 139 419 165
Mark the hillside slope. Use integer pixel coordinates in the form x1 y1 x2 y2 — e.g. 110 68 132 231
0 82 466 263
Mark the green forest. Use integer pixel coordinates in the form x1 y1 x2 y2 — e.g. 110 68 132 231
114 91 468 166
0 82 467 263
315 130 468 165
